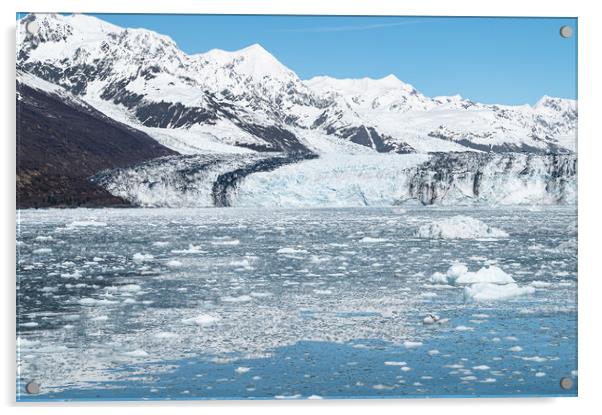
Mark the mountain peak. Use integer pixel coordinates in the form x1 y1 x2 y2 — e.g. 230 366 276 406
379 74 402 85
534 95 576 112
239 43 269 55
19 13 121 37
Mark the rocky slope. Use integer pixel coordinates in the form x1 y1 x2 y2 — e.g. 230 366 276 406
17 72 176 208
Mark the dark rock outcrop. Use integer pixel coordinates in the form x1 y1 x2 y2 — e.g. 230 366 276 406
16 81 177 208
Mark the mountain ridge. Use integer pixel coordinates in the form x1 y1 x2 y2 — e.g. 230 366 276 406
17 13 577 156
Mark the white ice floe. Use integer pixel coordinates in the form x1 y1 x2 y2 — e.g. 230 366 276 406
508 345 523 352
230 259 252 267
78 298 118 306
221 295 253 303
133 253 154 263
33 248 52 255
455 325 474 331
522 356 547 362
416 216 509 239
68 220 107 227
181 314 220 326
119 349 149 358
210 239 240 246
166 259 183 268
384 361 407 366
91 315 109 322
171 244 204 254
359 237 388 243
119 284 142 293
277 247 307 254
403 340 423 349
422 314 448 325
235 366 251 374
530 281 553 288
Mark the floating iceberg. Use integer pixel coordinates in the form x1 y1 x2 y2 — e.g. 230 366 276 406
464 283 535 302
416 216 509 239
430 263 515 285
431 263 534 302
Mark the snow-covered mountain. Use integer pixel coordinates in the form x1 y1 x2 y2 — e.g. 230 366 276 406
17 13 577 156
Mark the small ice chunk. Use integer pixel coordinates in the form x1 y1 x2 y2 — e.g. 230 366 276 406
428 349 440 356
372 384 395 390
33 248 52 255
384 361 407 366
181 314 219 326
211 239 240 246
133 253 154 263
509 345 523 352
79 298 118 306
403 340 423 349
473 365 490 371
455 325 474 331
171 244 204 254
166 259 183 268
522 356 547 362
535 372 546 377
68 220 107 227
530 281 553 288
230 259 252 267
120 349 148 358
221 295 252 303
119 284 142 293
359 237 388 243
235 366 251 374
277 247 307 254
91 315 109 322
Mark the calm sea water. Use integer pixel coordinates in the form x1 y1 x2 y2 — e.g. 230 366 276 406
16 206 577 400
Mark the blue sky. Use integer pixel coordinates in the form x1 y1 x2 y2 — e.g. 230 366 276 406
19 14 577 105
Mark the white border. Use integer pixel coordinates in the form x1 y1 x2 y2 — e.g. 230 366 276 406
2 1 601 414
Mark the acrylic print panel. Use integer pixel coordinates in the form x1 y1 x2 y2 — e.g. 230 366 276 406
15 13 577 401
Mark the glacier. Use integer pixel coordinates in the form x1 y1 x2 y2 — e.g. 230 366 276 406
92 152 576 208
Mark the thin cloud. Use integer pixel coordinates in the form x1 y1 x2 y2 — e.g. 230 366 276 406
272 19 424 33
